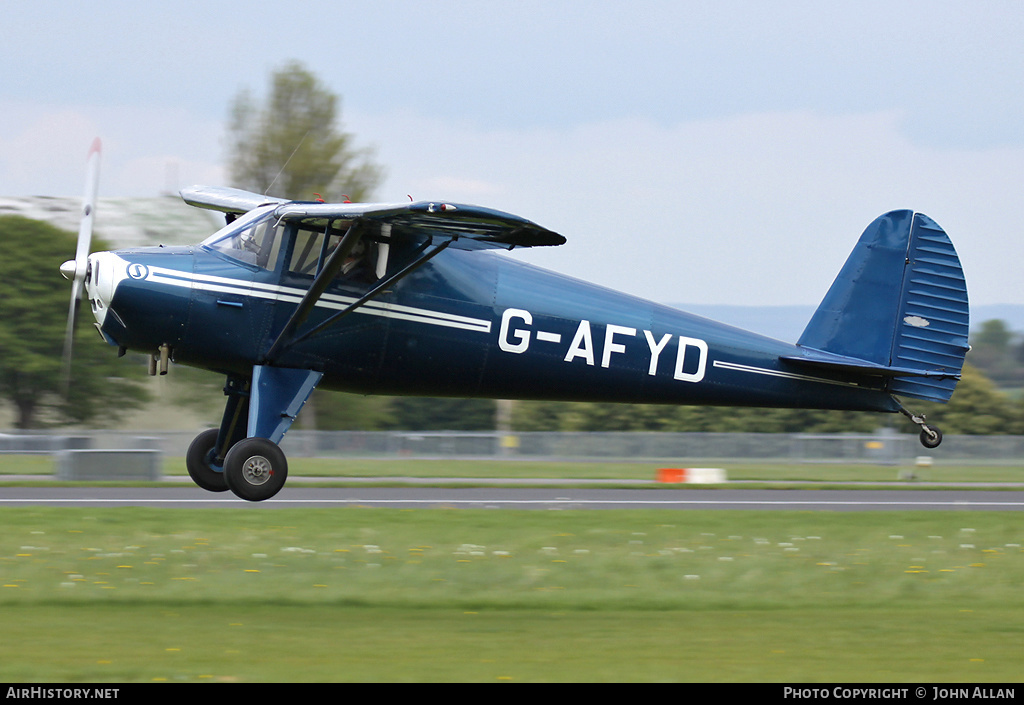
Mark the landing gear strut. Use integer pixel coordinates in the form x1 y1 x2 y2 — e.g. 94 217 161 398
897 405 943 449
184 366 319 502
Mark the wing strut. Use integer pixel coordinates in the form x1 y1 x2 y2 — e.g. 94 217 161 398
262 235 453 363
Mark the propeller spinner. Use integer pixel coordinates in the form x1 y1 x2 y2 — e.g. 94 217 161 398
60 137 102 388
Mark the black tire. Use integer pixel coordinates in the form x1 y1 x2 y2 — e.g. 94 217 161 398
185 428 229 492
919 425 943 449
223 437 288 502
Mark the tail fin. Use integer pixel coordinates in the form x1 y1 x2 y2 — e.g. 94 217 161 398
789 210 969 402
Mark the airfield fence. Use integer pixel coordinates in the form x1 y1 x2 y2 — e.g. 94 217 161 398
2 430 1023 465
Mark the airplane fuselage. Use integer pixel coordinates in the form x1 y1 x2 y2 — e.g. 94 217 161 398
86 243 899 414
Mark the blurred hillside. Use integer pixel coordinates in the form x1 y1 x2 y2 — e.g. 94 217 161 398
0 194 224 248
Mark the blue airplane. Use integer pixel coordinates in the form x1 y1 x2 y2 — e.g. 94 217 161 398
61 152 970 501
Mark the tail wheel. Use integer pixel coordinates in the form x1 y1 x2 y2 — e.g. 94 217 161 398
185 428 228 492
898 405 944 450
919 425 943 449
224 437 288 502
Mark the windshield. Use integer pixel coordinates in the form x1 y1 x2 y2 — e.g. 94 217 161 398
200 205 284 270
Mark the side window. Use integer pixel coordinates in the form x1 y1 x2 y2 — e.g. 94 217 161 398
289 228 339 275
287 223 373 282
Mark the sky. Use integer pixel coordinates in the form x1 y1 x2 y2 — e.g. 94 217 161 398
1 1 1022 309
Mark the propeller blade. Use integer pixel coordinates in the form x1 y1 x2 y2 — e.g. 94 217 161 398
61 138 102 390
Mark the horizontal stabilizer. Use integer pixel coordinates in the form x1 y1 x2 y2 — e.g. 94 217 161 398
782 349 962 379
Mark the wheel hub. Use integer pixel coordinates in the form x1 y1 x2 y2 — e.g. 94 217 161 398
241 455 273 485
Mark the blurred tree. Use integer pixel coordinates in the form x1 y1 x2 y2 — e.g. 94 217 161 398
0 216 149 429
967 319 1024 389
293 395 497 432
226 60 385 430
295 390 395 431
383 397 496 431
512 400 883 434
227 59 383 202
974 319 1014 349
902 363 1024 435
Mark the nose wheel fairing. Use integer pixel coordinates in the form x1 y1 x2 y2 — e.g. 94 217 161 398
188 365 322 501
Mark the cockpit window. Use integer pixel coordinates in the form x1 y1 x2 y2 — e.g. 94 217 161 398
201 208 386 281
201 206 284 270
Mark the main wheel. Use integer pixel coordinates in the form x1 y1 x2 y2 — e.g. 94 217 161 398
919 425 943 449
223 437 288 502
185 429 228 492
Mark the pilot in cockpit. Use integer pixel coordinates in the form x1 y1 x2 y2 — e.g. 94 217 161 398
341 240 365 275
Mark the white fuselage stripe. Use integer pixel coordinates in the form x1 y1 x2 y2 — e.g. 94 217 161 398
712 360 862 388
144 265 493 334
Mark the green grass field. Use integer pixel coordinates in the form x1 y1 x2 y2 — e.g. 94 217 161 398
1 507 1022 682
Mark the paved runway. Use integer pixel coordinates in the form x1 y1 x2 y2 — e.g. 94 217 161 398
3 486 1024 510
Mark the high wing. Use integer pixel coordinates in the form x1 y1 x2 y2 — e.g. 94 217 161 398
180 185 565 250
181 185 564 362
